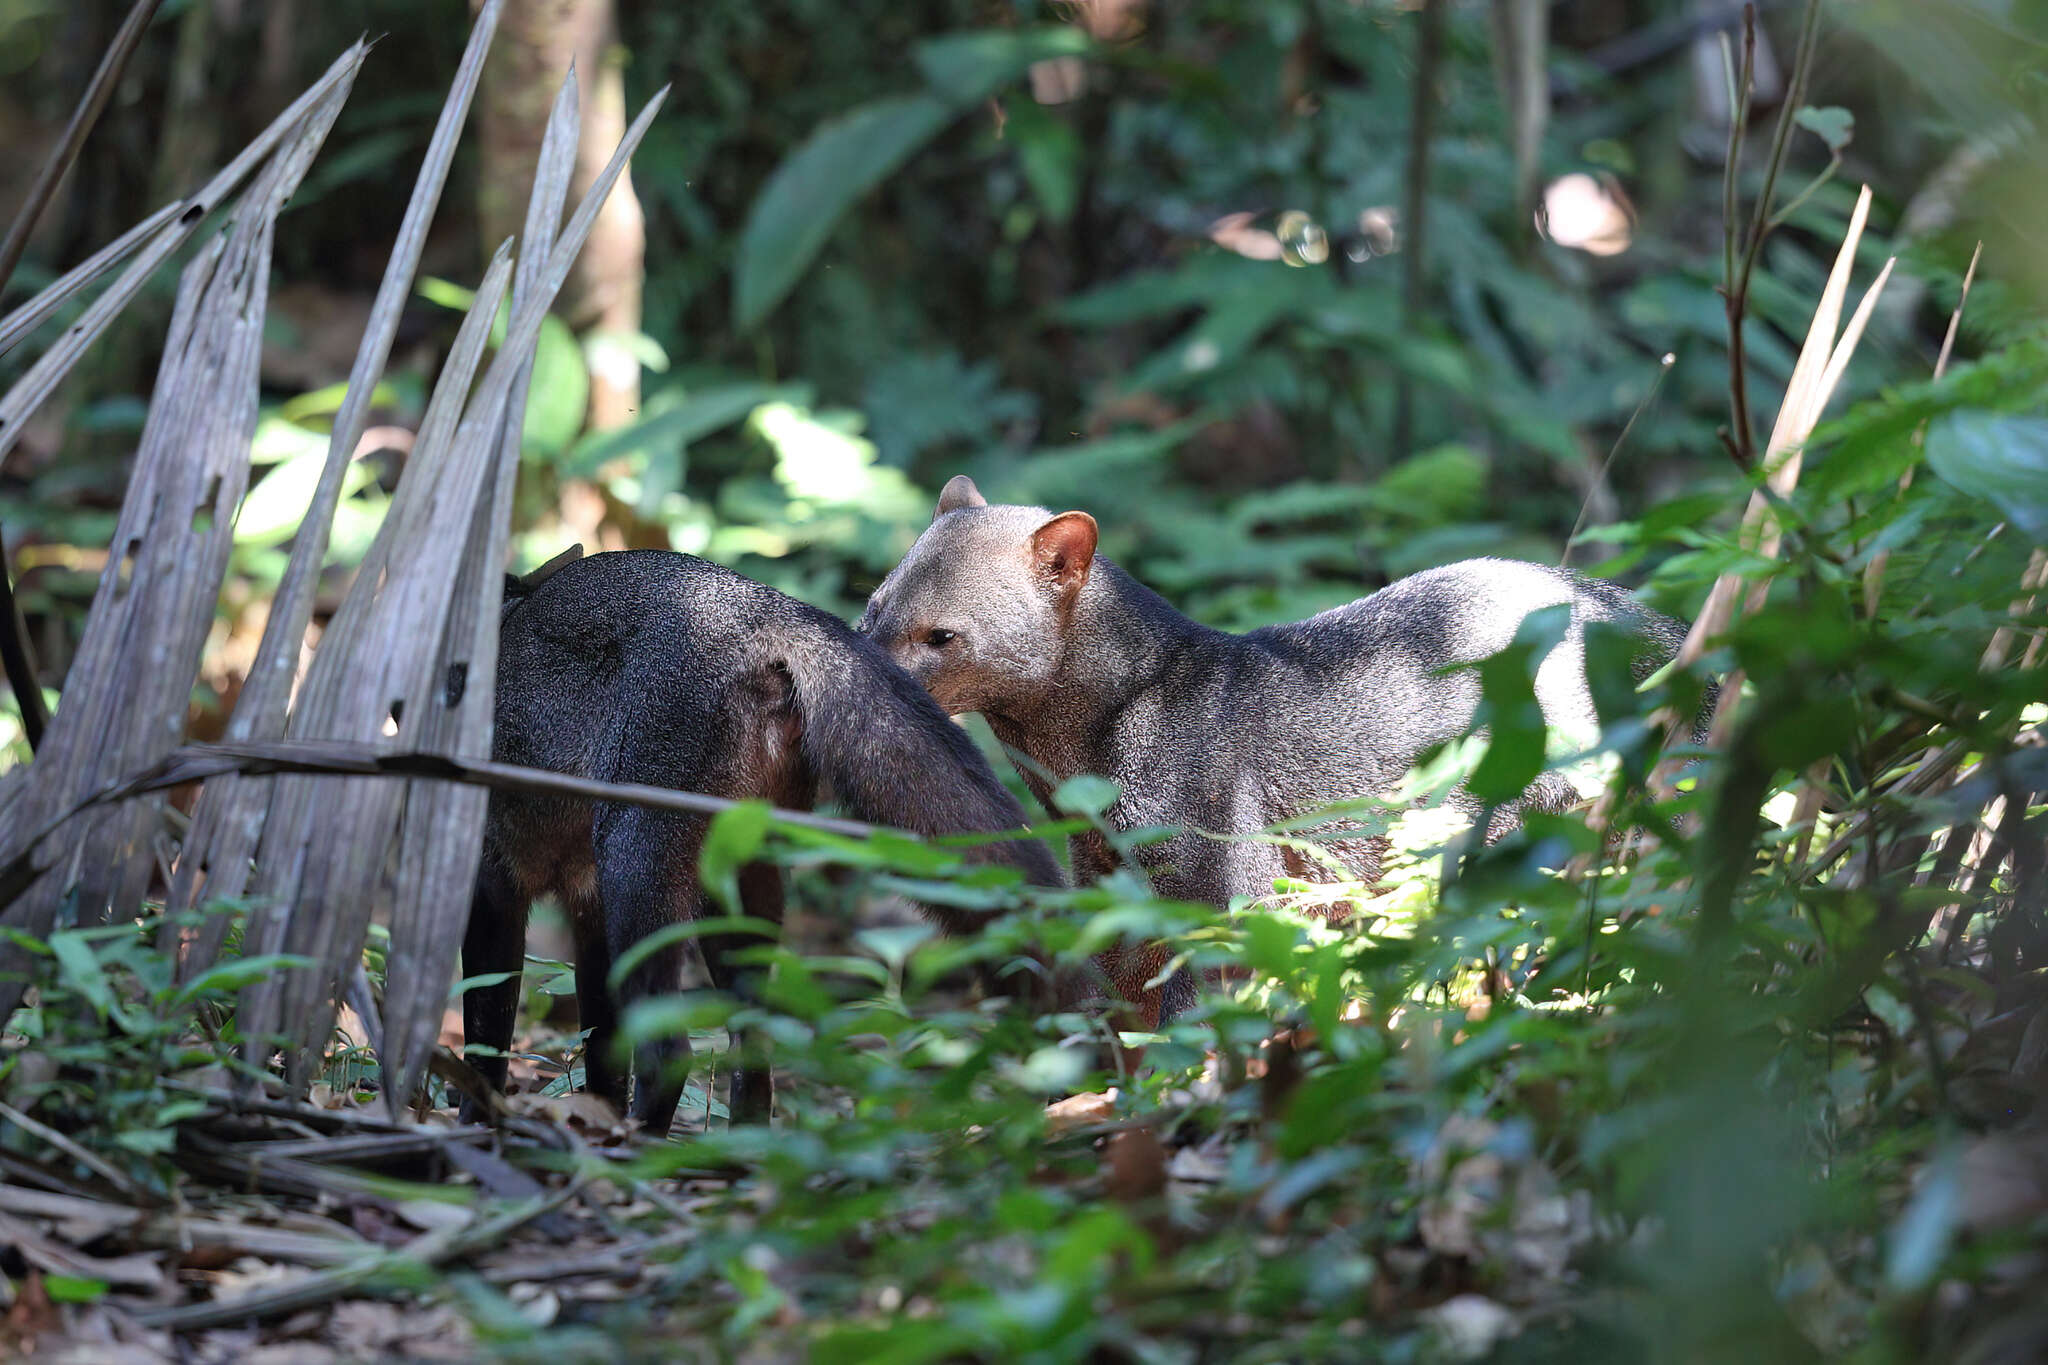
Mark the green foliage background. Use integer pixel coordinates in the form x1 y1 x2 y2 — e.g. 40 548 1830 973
3 1 2048 1361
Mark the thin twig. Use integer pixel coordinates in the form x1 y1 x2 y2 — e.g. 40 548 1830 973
1723 0 1824 470
134 1175 585 1330
1720 7 1757 464
1391 0 1445 463
1562 352 1675 567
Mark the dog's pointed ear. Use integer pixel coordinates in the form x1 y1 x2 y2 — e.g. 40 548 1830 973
1030 512 1098 600
935 474 987 520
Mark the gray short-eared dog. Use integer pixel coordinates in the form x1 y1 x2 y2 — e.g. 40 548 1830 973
858 476 1689 1025
467 549 1063 1133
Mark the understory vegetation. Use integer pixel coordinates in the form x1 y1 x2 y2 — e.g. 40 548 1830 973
2 1 2046 1361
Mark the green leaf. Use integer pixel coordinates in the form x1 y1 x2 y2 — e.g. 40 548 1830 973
279 379 401 424
112 1127 177 1154
236 438 377 547
1466 603 1572 804
733 94 955 331
415 278 587 458
1006 103 1082 225
609 915 781 996
521 312 590 459
856 924 936 971
449 971 521 999
167 954 317 1005
700 800 774 914
1002 1043 1088 1095
1794 105 1855 153
914 28 1092 106
1925 410 2048 542
564 382 803 479
1053 775 1121 818
48 931 115 1017
43 1276 108 1303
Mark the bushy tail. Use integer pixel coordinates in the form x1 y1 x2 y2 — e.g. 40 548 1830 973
774 621 1063 900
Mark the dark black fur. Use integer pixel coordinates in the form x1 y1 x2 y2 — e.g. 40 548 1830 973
464 550 1062 1134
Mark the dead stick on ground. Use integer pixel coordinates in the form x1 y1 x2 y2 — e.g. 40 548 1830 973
134 1176 584 1330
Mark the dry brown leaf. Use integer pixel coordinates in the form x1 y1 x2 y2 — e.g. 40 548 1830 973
1043 1089 1117 1136
0 1268 61 1354
508 1088 630 1142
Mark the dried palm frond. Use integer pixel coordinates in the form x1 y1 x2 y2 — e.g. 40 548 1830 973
380 68 583 1114
0 49 365 1020
0 0 674 1117
167 0 510 977
233 70 668 1096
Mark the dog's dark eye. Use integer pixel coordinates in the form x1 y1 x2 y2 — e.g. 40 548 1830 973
925 628 956 648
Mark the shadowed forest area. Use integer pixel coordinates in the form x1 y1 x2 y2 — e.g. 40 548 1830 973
2 0 2047 1360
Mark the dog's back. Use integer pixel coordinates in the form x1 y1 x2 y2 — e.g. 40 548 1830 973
463 550 1061 1132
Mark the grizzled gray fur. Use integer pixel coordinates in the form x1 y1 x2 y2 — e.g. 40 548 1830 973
859 476 1688 1024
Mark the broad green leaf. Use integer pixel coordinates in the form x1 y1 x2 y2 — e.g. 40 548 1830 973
235 440 378 546
1006 102 1082 225
168 954 317 1005
565 382 804 479
1925 409 2048 542
1466 603 1572 804
1002 1043 1088 1095
448 971 520 999
1123 286 1297 394
416 277 588 458
521 311 590 459
856 923 936 971
1053 775 1121 817
584 327 670 375
733 94 955 331
609 915 781 995
700 800 774 914
280 379 401 424
48 930 115 1017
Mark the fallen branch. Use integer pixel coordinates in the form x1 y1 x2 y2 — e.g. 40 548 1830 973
132 1175 586 1331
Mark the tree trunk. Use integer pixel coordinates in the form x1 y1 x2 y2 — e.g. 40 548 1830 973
474 0 645 435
